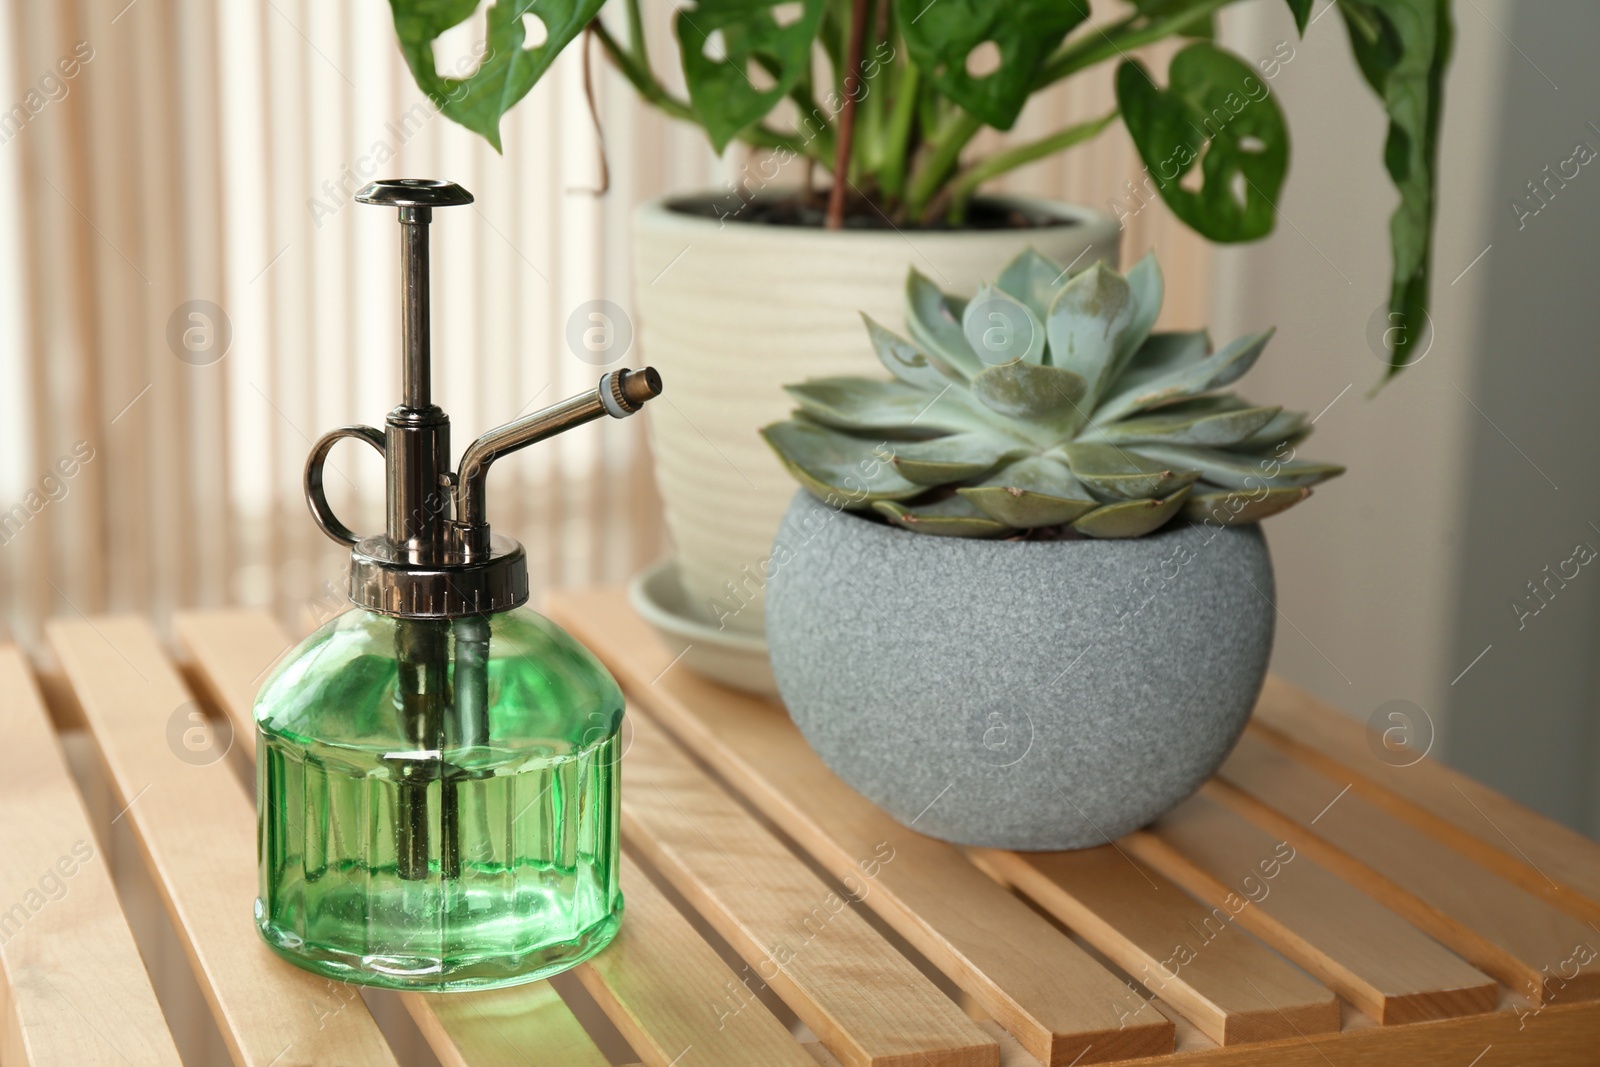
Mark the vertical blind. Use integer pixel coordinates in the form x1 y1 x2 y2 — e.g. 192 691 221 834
0 0 1210 648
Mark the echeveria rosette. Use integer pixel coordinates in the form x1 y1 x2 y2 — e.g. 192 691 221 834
761 249 1343 539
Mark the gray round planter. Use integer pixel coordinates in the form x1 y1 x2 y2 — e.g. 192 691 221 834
765 491 1275 851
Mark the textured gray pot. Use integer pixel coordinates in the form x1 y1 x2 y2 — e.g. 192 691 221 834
765 491 1275 850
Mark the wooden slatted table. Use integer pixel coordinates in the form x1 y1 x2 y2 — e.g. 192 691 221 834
0 590 1597 1065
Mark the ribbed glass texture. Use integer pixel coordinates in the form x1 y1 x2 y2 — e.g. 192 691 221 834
254 607 623 991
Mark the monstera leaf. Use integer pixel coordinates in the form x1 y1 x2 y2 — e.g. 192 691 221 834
1116 42 1289 243
676 0 826 152
389 0 605 151
1338 0 1453 376
894 0 1088 130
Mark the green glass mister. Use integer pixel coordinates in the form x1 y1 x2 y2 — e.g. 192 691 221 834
254 179 661 991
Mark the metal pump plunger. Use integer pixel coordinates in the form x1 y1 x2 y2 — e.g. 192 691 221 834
302 178 662 880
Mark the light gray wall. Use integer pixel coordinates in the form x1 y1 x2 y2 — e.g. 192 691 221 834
1440 2 1600 834
1215 2 1600 837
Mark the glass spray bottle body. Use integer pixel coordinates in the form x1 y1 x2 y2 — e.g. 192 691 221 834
255 607 623 991
256 178 660 991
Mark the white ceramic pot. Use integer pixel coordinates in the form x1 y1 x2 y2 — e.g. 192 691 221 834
633 193 1120 634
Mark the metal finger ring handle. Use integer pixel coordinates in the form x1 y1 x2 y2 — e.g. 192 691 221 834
304 425 386 546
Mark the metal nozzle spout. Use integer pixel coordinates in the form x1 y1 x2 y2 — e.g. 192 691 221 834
620 366 663 410
452 367 662 557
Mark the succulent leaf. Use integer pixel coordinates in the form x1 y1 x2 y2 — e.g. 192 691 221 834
970 359 1087 430
1115 253 1164 378
764 250 1341 538
996 247 1070 320
874 496 1011 538
1094 328 1272 424
760 420 924 504
1045 262 1136 399
1230 409 1311 451
863 314 957 390
1133 443 1345 490
906 270 983 379
1092 404 1281 447
1110 331 1212 391
1059 442 1201 500
1151 393 1254 416
1072 487 1192 538
957 456 1099 528
1184 483 1312 525
784 378 992 436
889 432 1022 485
962 285 1047 365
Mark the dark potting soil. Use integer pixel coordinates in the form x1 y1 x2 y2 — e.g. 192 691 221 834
666 192 1080 231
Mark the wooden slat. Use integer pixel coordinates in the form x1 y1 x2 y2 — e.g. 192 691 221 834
0 646 181 1066
174 610 295 758
46 617 399 1067
183 608 991 1065
174 610 622 1065
621 709 997 1067
970 997 1600 1067
577 854 818 1067
549 588 1174 1066
401 983 609 1067
973 846 1339 1045
1216 732 1600 1005
1125 794 1498 1024
1249 675 1600 923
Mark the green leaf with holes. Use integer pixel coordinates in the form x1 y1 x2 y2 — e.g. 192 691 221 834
1284 0 1314 34
894 0 1089 131
675 0 827 153
1116 42 1289 242
389 0 607 152
1338 0 1452 379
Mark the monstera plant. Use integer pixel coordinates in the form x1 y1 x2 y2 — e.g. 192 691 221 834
383 0 1451 376
762 247 1343 538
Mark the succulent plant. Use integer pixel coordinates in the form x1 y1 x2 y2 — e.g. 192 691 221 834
761 249 1343 539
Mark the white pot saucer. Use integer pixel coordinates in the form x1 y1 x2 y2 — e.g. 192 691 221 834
627 559 778 697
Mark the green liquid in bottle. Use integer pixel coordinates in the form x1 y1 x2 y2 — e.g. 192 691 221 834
254 608 623 991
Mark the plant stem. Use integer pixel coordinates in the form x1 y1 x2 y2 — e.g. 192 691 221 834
827 0 872 229
877 60 918 205
945 110 1118 222
591 20 693 123
905 108 982 219
625 0 648 70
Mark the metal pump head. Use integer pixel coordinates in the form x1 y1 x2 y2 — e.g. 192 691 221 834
302 178 662 618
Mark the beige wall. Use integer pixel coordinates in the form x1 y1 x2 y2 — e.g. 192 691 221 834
1216 1 1600 836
